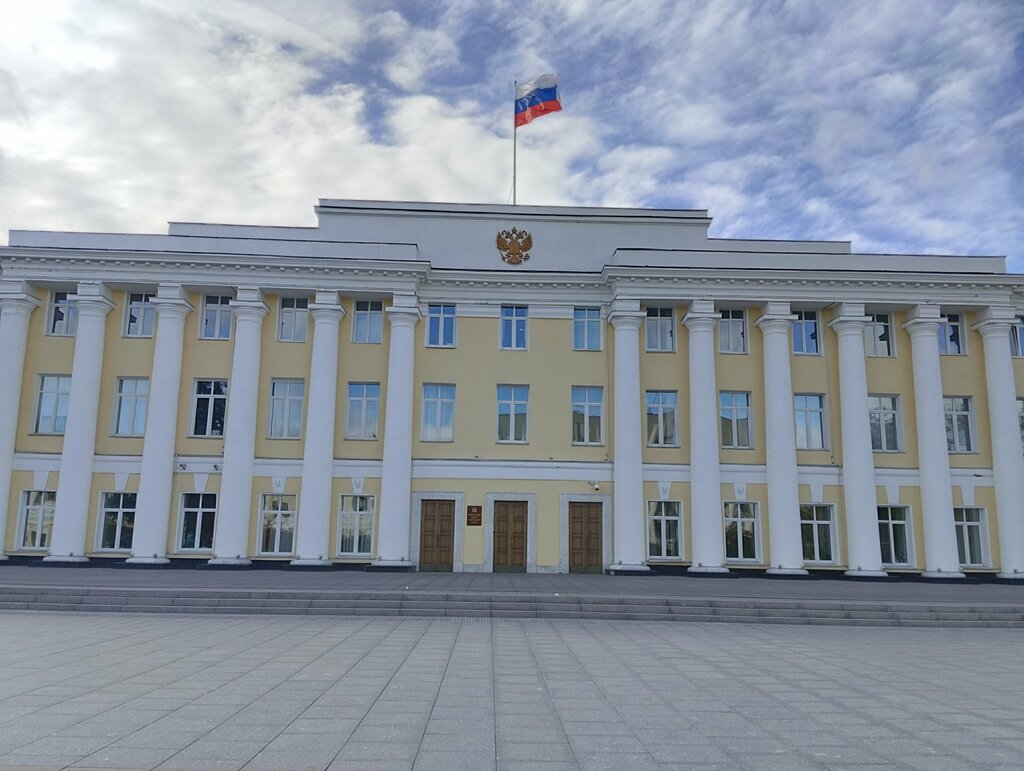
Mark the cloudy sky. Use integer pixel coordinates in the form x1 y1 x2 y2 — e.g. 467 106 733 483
1 1 1022 268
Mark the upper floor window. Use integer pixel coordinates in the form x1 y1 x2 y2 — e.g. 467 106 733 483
571 386 603 445
268 379 304 439
47 291 78 337
573 307 601 351
124 293 155 337
719 309 747 353
645 390 677 447
353 300 383 344
865 313 893 357
645 307 674 352
346 383 380 440
426 304 456 347
719 391 752 449
339 495 375 557
938 314 964 355
944 396 973 453
500 305 528 349
868 395 900 452
1011 318 1024 358
201 295 232 340
192 379 228 437
497 384 529 443
422 383 455 441
278 297 308 343
35 375 72 434
113 377 149 437
647 501 682 560
792 311 819 354
794 394 826 450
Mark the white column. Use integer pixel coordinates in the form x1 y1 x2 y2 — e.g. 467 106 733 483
209 288 268 566
46 284 115 562
292 292 345 566
607 300 650 574
372 293 420 570
829 304 887 576
0 284 41 559
684 300 728 573
755 302 807 574
127 286 192 564
974 308 1024 579
903 305 963 577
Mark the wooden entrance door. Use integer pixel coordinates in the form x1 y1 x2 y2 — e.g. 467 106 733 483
569 502 603 573
419 500 455 572
493 501 527 573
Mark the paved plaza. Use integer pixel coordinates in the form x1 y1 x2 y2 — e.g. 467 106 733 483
0 612 1021 770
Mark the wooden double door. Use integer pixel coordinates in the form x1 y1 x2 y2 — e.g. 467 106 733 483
569 502 603 573
493 501 527 573
419 500 455 572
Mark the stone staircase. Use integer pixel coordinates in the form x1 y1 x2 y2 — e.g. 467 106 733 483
0 584 1022 627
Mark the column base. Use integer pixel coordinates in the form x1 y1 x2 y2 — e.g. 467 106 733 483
290 558 332 568
844 569 888 578
367 559 415 572
997 571 1024 580
605 563 652 575
766 567 810 576
0 555 8 561
687 565 730 574
125 556 170 565
207 557 252 567
43 554 89 563
921 570 965 579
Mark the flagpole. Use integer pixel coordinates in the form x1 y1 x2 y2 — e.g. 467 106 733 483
512 80 517 205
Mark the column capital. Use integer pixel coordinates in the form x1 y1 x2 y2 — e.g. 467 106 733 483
230 299 269 322
70 283 115 317
0 290 42 316
310 303 346 324
828 304 871 335
683 299 719 331
902 304 942 336
608 309 644 329
755 301 796 333
972 306 1016 338
152 283 193 320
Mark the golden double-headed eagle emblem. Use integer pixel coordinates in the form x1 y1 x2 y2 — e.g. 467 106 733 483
496 227 533 265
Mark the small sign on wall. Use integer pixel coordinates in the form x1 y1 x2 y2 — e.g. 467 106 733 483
466 505 482 526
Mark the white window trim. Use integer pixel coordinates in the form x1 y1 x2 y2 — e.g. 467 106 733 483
496 384 529 444
877 505 915 568
944 395 975 454
123 292 156 338
499 306 529 351
276 296 309 343
267 378 305 440
189 378 229 438
345 382 381 440
352 300 384 345
720 391 753 449
421 383 456 442
258 493 298 555
199 295 233 341
868 394 903 453
646 500 683 561
718 309 748 354
573 307 603 352
792 310 821 356
799 503 838 565
645 307 675 353
16 489 55 551
645 390 679 447
46 290 77 337
425 304 457 348
794 393 828 451
177 492 218 553
95 491 136 552
112 376 149 437
938 314 966 355
723 501 760 562
337 494 376 557
1011 320 1024 358
865 313 896 358
953 506 990 568
33 373 72 436
571 386 604 446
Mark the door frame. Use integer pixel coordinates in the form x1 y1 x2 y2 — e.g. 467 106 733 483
484 493 537 573
411 491 464 572
560 494 612 574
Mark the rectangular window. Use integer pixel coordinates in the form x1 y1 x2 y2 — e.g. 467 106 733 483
719 391 751 448
497 384 529 442
719 309 747 353
645 390 677 447
571 386 603 445
268 379 304 439
47 291 78 336
943 396 973 453
180 493 217 551
35 375 72 434
426 304 456 347
724 502 758 561
422 383 455 441
794 394 826 450
645 307 674 352
113 377 149 436
938 313 963 355
124 293 156 337
1011 318 1024 358
793 311 819 354
868 395 900 452
573 307 601 351
500 305 528 349
192 379 228 437
878 506 912 566
260 494 296 554
19 490 55 549
278 297 308 343
954 507 987 567
353 300 383 344
864 313 893 357
647 501 682 559
201 295 233 340
99 492 136 551
346 383 380 440
339 495 375 556
800 504 835 562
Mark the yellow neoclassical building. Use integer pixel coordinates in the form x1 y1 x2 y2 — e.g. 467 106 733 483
1 199 1023 578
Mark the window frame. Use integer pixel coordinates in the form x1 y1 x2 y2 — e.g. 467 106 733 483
953 507 989 568
645 307 674 352
647 500 683 561
719 309 747 354
724 501 760 562
259 493 297 555
178 492 217 552
496 384 529 443
868 394 902 453
277 296 308 343
792 310 820 355
18 490 56 550
943 395 974 453
794 393 827 450
571 386 604 446
96 491 136 552
573 307 602 351
877 505 914 567
200 295 233 341
34 374 72 435
499 305 529 350
267 379 305 440
426 304 457 348
46 290 78 337
338 494 375 557
937 313 965 355
345 382 381 440
719 391 752 449
190 378 228 438
864 313 894 357
799 503 837 564
421 383 456 442
645 390 678 447
352 300 383 344
112 376 149 437
123 292 156 338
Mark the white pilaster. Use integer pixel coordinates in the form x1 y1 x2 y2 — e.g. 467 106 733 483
372 293 420 569
829 304 887 576
0 284 41 559
127 285 192 564
974 308 1024 579
683 300 728 572
755 302 807 575
292 292 345 566
903 305 964 577
46 284 115 562
607 299 650 573
209 288 268 566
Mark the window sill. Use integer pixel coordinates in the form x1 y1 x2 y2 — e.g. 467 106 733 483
572 348 603 353
352 340 382 345
644 349 676 354
425 344 456 349
646 444 680 449
496 441 529 445
721 445 755 451
571 442 604 447
719 350 749 355
420 438 455 443
187 435 225 440
199 337 232 342
344 436 379 442
266 436 303 441
29 433 65 437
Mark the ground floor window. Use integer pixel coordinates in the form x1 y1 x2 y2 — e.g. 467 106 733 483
180 493 217 551
954 507 987 567
878 506 912 566
647 501 681 559
339 495 374 557
800 504 835 563
260 494 296 554
724 501 758 561
20 490 55 549
99 492 136 550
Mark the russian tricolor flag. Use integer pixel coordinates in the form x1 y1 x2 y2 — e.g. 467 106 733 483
515 73 561 128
